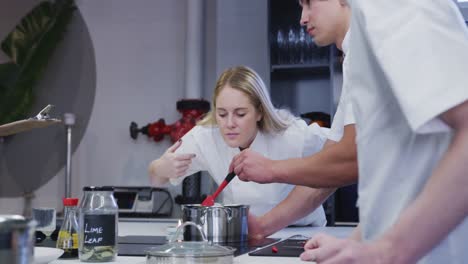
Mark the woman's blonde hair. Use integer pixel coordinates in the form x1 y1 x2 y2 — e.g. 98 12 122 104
198 66 294 134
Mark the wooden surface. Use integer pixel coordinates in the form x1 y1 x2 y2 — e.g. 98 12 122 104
0 118 61 137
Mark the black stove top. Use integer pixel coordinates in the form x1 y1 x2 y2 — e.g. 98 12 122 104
220 237 280 257
117 236 280 257
36 235 280 258
248 235 309 257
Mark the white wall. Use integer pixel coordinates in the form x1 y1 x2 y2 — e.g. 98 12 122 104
71 0 186 189
203 0 269 97
0 0 189 214
214 0 269 87
0 0 271 216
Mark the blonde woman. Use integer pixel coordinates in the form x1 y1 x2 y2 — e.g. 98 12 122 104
149 66 334 238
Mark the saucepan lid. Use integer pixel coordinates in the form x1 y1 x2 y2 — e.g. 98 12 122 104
146 221 235 258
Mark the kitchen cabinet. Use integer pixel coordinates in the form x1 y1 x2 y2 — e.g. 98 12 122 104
268 0 357 225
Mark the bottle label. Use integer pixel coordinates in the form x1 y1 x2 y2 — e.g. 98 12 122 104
58 231 79 249
83 214 116 246
72 233 78 248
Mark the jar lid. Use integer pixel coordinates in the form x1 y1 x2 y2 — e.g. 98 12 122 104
0 215 35 231
63 198 79 206
83 186 114 191
146 241 235 258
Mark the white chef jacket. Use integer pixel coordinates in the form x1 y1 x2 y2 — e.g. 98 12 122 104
328 30 356 142
348 0 468 263
172 118 329 226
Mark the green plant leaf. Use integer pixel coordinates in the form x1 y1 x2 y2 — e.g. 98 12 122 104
0 0 76 124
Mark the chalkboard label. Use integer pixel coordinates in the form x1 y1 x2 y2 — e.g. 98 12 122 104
83 214 115 246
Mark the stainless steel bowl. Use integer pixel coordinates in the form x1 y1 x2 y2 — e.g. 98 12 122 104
0 215 36 264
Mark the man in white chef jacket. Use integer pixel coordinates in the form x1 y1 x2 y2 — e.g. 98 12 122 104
230 0 358 189
300 0 468 263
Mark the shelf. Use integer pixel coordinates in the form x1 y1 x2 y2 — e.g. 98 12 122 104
270 63 330 80
269 0 355 225
271 62 330 71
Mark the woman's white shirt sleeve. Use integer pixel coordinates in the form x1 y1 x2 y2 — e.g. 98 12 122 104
303 122 329 157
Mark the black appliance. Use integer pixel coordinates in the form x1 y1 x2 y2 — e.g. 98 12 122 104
110 186 173 217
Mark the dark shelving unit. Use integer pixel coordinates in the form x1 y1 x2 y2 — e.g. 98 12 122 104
268 0 358 226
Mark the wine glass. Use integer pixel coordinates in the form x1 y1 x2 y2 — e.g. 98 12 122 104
287 27 298 64
276 29 285 65
32 207 56 242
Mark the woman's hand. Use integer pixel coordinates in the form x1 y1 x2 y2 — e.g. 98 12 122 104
148 139 196 186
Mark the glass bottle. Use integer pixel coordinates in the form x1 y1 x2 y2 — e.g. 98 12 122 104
56 198 79 258
78 186 118 262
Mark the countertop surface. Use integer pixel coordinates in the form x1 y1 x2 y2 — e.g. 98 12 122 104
47 219 354 264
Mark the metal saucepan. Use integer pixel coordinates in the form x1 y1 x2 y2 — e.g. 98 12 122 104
146 221 235 264
182 204 249 243
0 215 36 264
224 204 249 242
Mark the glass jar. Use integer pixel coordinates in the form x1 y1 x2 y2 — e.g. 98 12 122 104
78 186 118 262
0 215 36 264
56 198 79 258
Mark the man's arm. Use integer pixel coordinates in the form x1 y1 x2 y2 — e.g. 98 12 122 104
231 124 357 188
301 101 468 263
348 224 362 241
274 124 357 187
375 100 468 263
249 186 335 239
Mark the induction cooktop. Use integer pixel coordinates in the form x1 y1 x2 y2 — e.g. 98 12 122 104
248 235 309 257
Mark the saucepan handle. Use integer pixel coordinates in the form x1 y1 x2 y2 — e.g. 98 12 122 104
169 221 207 243
200 207 207 225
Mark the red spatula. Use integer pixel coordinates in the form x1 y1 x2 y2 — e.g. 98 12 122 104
201 172 236 206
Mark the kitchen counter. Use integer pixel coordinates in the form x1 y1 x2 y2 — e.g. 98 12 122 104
49 219 353 264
